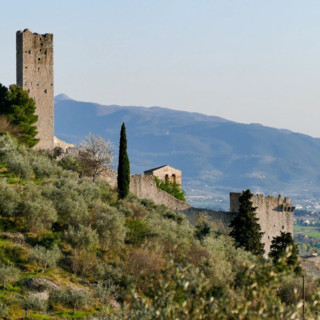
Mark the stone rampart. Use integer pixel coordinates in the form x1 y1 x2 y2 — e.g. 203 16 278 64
230 192 294 254
130 174 190 211
181 207 235 225
99 169 190 211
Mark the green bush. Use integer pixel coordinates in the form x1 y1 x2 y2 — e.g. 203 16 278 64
125 218 151 246
64 225 99 250
0 179 19 217
94 204 126 250
154 177 186 202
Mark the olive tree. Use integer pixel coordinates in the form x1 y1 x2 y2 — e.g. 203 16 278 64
19 294 47 318
0 263 19 289
0 179 19 217
50 287 92 314
28 245 61 273
93 204 126 250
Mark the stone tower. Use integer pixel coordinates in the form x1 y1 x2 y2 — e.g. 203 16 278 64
16 29 54 149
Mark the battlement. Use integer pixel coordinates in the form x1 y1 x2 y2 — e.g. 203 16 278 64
16 28 54 149
230 192 294 254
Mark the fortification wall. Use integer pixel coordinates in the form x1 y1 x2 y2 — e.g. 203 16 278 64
99 169 190 211
181 207 235 225
230 192 294 254
130 174 190 210
16 29 54 149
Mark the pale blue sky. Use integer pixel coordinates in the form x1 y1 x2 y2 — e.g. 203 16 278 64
1 1 320 137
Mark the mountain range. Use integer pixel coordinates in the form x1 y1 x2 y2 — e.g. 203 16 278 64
54 94 320 210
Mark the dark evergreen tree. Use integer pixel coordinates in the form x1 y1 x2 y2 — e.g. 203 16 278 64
0 84 38 147
229 189 264 255
194 222 211 243
117 123 130 199
269 231 302 274
0 84 8 111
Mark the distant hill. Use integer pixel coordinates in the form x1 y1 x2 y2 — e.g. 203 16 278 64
54 94 320 209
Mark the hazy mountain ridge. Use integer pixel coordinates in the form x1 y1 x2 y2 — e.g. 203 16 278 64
54 94 320 209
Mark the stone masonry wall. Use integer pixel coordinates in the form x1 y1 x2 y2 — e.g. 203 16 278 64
99 169 190 211
230 192 294 254
145 165 182 185
130 174 190 210
16 29 54 149
181 207 235 225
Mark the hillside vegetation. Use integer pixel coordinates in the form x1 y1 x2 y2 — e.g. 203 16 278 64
0 133 318 319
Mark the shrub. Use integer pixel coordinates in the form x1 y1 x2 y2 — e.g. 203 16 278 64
70 250 97 276
94 204 126 250
19 294 47 318
0 132 18 160
125 218 151 246
0 302 9 318
20 199 57 233
6 152 32 180
64 225 99 249
28 245 61 273
125 248 163 279
0 179 19 217
93 280 118 308
0 262 19 289
30 153 60 180
42 178 90 226
58 154 80 172
50 287 93 314
154 177 186 202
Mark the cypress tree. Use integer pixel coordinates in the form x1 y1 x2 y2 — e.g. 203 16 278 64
229 189 264 255
117 123 130 199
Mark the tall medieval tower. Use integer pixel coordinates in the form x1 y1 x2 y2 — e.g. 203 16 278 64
16 29 54 149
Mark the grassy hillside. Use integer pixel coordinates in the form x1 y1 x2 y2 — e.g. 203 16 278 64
0 133 318 319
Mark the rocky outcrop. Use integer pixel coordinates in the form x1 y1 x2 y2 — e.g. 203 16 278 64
20 277 58 291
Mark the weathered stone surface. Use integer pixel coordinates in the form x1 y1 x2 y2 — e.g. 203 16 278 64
230 192 294 255
54 136 74 151
99 169 190 211
16 29 54 150
20 277 58 291
31 291 50 301
1 232 25 245
144 165 182 185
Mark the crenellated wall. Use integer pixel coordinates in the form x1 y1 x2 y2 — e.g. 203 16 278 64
230 192 294 254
